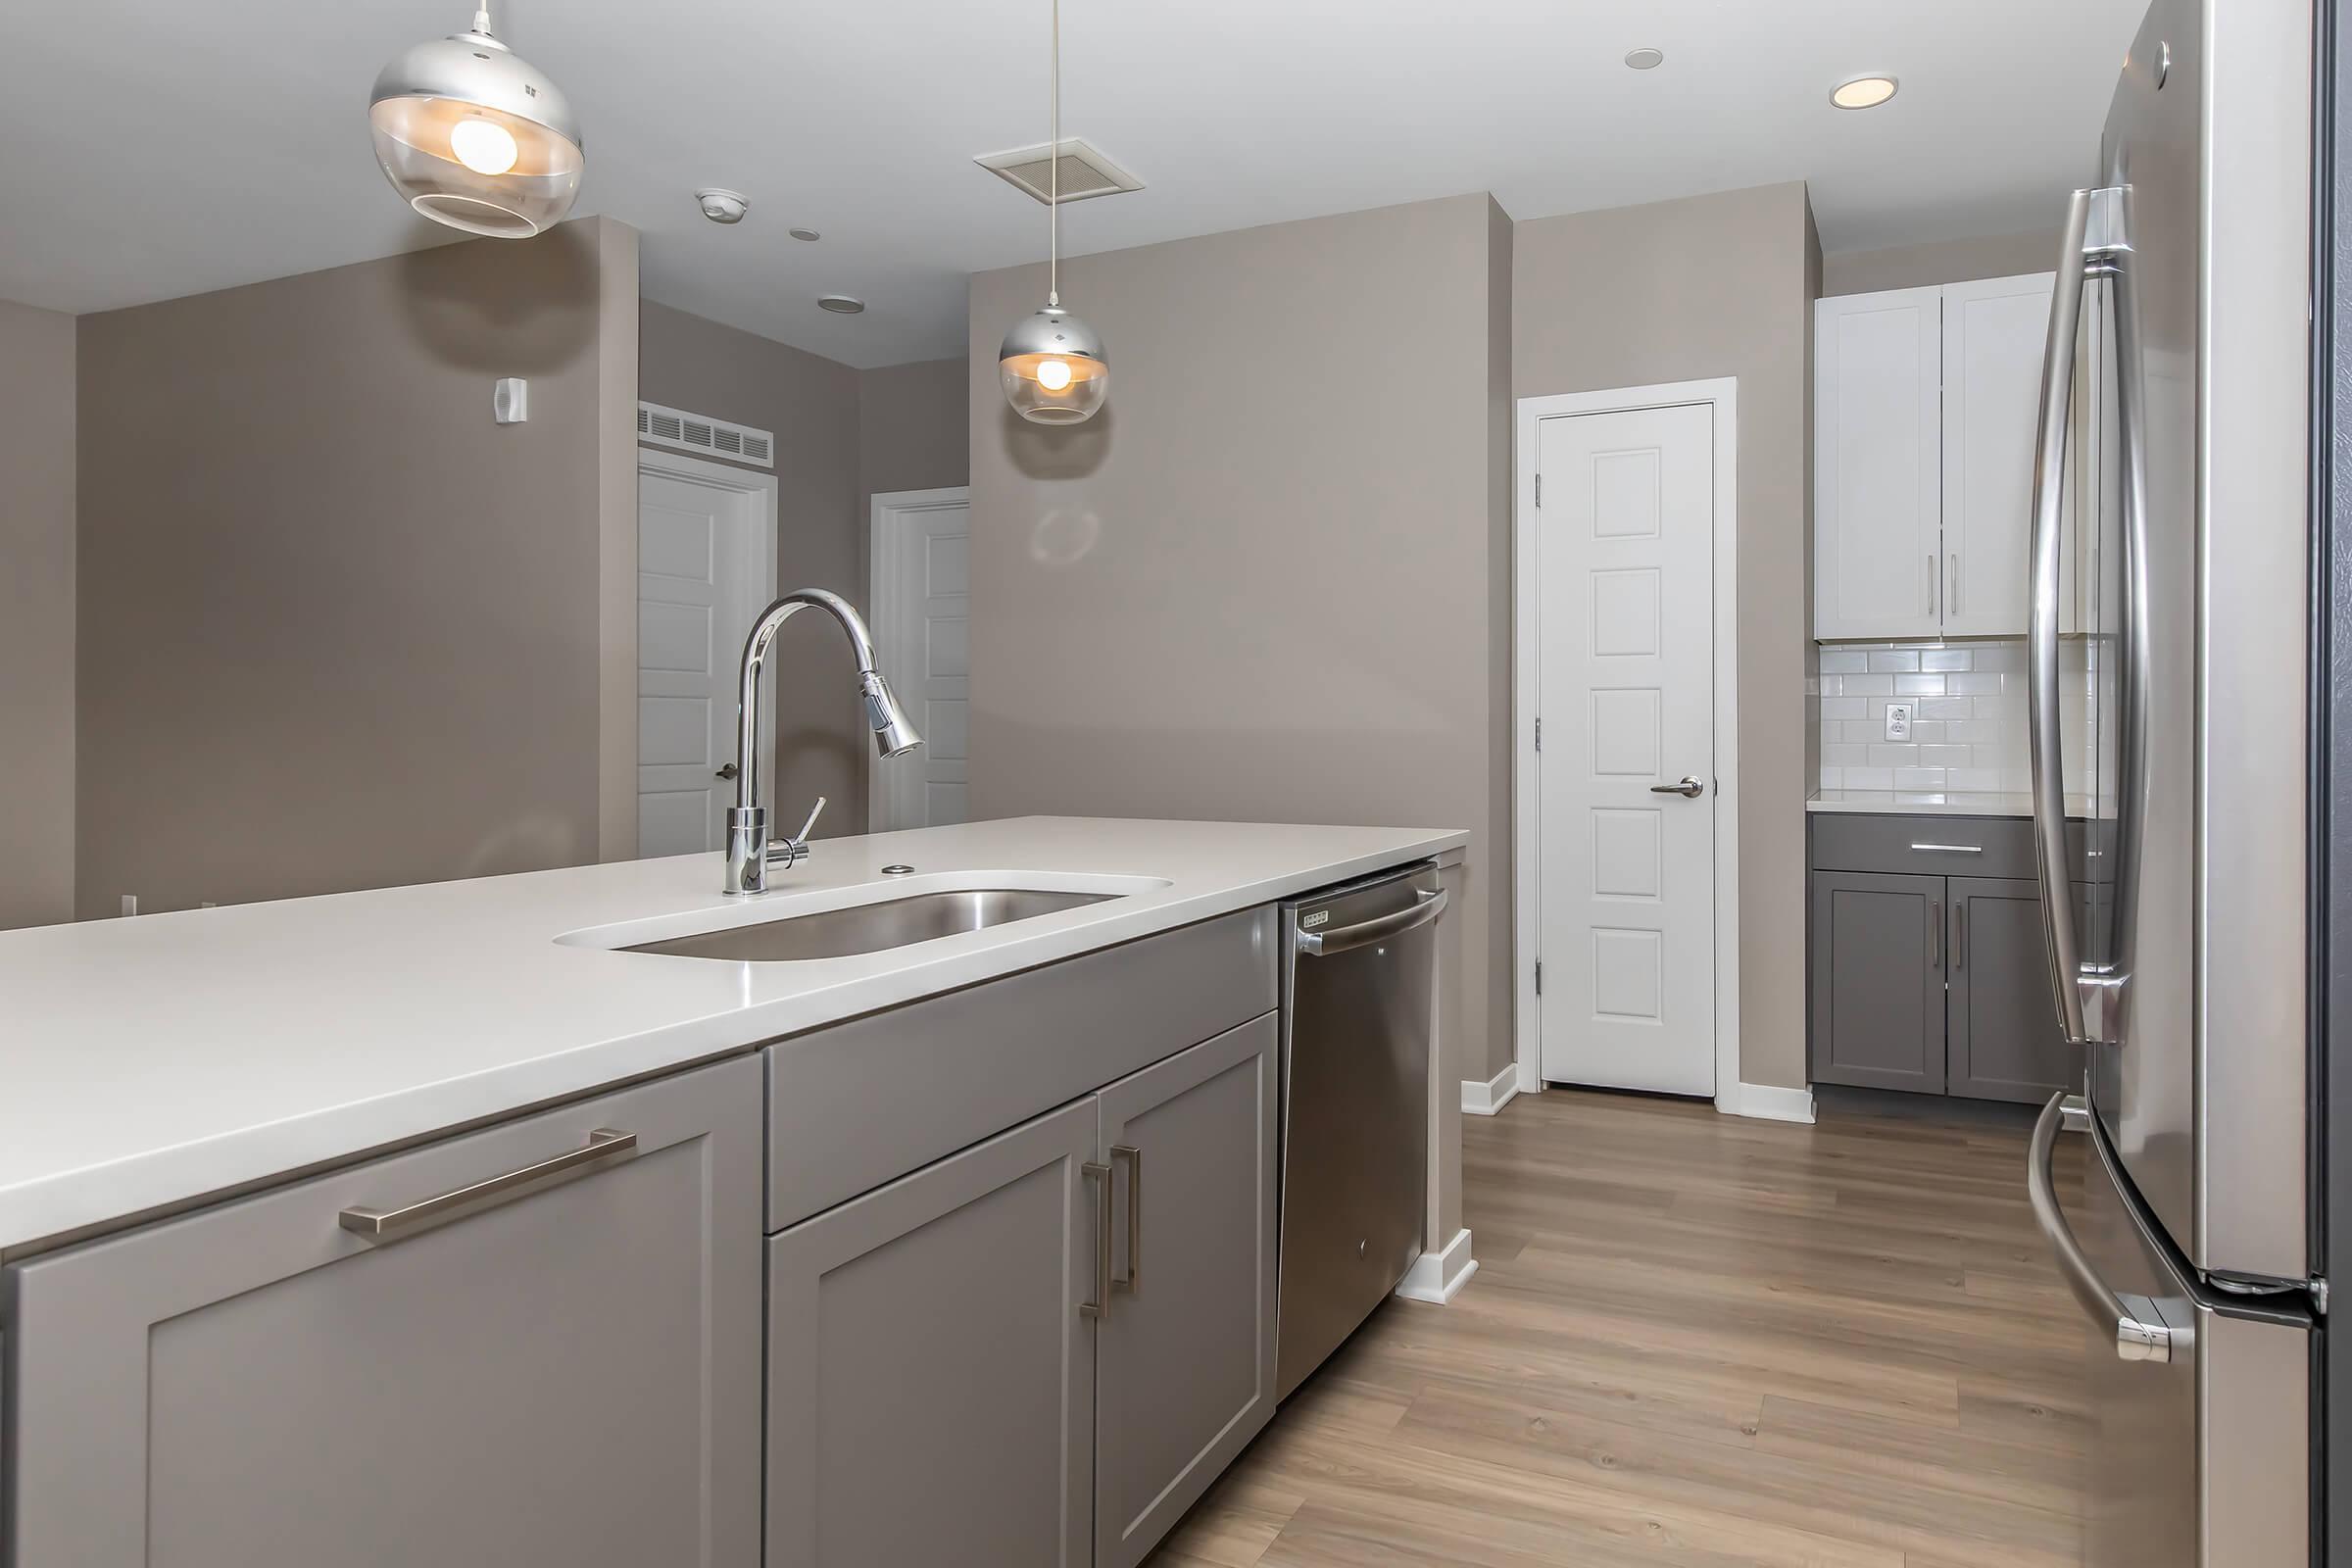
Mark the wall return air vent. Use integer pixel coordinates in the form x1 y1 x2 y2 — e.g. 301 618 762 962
974 137 1144 205
637 401 774 467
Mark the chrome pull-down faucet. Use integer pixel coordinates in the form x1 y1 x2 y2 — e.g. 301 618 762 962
723 588 922 895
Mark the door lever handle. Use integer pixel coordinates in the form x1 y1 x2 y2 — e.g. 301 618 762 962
1650 776 1705 799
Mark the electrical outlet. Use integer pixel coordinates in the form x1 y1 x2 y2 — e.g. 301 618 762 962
1884 703 1914 742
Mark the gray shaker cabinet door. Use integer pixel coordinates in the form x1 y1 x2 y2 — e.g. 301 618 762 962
1946 875 2082 1103
1094 1012 1280 1568
765 1094 1101 1568
1809 869 1947 1093
4 1055 764 1568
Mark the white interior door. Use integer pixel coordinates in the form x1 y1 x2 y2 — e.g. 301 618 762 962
869 490 970 831
1537 403 1716 1096
637 459 774 858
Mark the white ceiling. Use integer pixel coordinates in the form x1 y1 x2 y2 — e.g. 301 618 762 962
0 0 2145 368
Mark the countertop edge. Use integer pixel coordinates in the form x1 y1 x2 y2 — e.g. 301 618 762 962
0 825 1464 1261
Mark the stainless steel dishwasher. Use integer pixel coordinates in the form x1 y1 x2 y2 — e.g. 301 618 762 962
1275 859 1446 1400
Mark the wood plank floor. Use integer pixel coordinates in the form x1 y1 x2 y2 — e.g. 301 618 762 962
1149 1087 2090 1568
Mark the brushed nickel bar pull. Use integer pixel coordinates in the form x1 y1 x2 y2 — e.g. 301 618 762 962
1909 842 1984 854
338 1129 637 1242
1929 900 1941 969
1080 1160 1112 1319
1111 1144 1142 1293
1954 903 1968 972
1927 552 1937 617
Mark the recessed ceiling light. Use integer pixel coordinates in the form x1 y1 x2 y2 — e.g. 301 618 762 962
1831 74 1899 110
817 295 865 315
788 227 820 242
1624 47 1664 71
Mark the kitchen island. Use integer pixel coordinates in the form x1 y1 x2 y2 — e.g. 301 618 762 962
0 814 1466 1568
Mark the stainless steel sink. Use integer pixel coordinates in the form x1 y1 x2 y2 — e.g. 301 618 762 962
621 888 1118 961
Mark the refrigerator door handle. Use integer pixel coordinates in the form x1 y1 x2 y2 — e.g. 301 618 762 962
2027 186 2133 1046
2028 1092 2175 1362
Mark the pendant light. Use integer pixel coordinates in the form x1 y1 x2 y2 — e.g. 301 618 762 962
999 0 1109 424
368 4 584 240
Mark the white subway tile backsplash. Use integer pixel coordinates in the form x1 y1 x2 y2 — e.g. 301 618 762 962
1812 637 2094 797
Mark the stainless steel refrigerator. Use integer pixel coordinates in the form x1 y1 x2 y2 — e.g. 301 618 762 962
2021 0 2324 1562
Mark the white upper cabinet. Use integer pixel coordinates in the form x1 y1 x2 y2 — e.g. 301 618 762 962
1814 285 1946 639
1940 273 2057 637
1812 272 2057 640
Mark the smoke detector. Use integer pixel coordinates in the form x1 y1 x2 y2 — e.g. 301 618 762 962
696 188 751 223
974 137 1143 205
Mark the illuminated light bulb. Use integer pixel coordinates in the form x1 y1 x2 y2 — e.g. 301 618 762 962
1035 358 1074 393
451 117 520 175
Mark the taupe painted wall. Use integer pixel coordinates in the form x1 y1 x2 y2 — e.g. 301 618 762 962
638 314 968 838
0 299 76 929
1822 229 2061 296
966 194 1513 1116
75 219 638 917
858 358 968 514
1514 182 1819 1092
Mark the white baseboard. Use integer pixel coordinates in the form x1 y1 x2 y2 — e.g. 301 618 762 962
1461 1062 1520 1116
1394 1227 1479 1304
1515 1058 1544 1094
1716 1082 1817 1124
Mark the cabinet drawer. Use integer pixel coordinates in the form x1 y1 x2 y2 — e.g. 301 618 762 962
1809 813 2038 879
765 907 1277 1231
5 1055 763 1568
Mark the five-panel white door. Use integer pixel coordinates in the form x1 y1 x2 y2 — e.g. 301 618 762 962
1536 403 1717 1097
637 466 772 858
870 493 970 831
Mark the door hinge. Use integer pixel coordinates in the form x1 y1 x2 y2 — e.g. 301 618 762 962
1534 716 1543 752
1534 472 1543 508
1535 959 1544 996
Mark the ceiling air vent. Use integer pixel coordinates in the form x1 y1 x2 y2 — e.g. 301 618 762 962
637 401 773 468
974 137 1144 205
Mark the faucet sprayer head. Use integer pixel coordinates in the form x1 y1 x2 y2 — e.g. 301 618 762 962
860 671 924 759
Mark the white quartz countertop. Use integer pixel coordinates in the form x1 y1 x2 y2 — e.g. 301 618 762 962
0 816 1463 1258
1807 789 2092 818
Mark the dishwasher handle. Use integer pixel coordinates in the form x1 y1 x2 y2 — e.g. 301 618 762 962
1296 886 1447 956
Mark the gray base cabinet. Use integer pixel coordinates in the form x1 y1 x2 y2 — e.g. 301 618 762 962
3 1055 764 1568
1947 876 2082 1102
1095 1013 1279 1568
765 1095 1101 1568
1809 869 1947 1093
1807 815 2080 1102
763 1013 1281 1568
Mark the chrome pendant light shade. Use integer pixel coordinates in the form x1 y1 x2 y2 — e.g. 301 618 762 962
999 0 1110 424
1001 305 1108 424
368 6 583 239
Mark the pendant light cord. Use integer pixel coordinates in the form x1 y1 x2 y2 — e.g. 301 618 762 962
1048 0 1060 309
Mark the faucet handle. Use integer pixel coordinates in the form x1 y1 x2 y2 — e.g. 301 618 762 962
764 796 827 871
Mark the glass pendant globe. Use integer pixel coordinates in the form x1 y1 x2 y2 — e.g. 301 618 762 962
1000 306 1109 424
368 16 584 239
